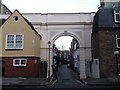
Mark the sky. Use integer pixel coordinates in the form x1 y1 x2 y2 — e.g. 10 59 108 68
2 0 100 50
2 0 100 13
54 36 73 50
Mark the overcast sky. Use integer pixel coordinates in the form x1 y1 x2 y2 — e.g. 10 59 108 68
2 0 100 13
54 36 73 50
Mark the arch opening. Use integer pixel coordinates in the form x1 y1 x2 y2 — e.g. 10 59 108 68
51 32 82 48
50 32 81 80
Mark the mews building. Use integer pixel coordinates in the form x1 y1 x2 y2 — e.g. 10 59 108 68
0 10 42 76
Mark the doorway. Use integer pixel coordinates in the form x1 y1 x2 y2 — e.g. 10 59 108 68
0 60 5 76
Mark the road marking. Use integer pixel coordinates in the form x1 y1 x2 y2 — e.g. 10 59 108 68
49 80 57 86
75 79 85 86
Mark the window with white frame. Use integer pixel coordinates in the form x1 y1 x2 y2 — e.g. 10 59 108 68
13 59 27 66
116 35 120 48
114 10 120 23
6 34 24 49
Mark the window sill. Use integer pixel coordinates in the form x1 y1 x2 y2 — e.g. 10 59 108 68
5 48 23 50
13 65 27 67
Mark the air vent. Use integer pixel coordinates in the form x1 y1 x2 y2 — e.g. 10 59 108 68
13 16 18 21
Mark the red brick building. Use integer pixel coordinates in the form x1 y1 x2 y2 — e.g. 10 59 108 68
92 7 120 78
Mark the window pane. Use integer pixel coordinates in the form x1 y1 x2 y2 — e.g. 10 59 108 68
15 60 19 64
117 39 120 47
15 35 23 49
115 10 119 13
115 10 120 22
117 35 120 38
21 60 26 64
116 14 120 21
7 35 14 48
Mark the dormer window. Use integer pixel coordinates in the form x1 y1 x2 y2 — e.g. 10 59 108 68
114 10 120 23
13 16 18 21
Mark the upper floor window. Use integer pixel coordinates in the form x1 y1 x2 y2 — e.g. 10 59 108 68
116 35 120 48
6 34 24 49
114 10 120 23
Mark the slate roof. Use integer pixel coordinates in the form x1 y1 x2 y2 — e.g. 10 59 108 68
92 7 120 34
0 4 12 14
0 19 6 26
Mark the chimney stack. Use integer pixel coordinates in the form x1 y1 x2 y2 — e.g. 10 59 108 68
100 0 120 7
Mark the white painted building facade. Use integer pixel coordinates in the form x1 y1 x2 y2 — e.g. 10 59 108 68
0 12 95 79
73 48 80 73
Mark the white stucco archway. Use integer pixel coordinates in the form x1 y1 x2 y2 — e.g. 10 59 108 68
49 31 86 79
22 12 94 79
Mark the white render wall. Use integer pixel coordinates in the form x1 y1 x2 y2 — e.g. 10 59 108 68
0 12 95 79
92 59 100 78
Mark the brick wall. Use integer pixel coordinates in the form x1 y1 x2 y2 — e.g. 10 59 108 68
91 32 100 59
2 57 41 77
99 30 117 77
92 29 120 77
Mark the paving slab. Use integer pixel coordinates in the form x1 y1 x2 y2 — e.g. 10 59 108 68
80 78 120 86
2 77 50 87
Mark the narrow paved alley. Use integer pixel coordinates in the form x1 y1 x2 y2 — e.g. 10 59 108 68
3 65 119 89
46 64 84 88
